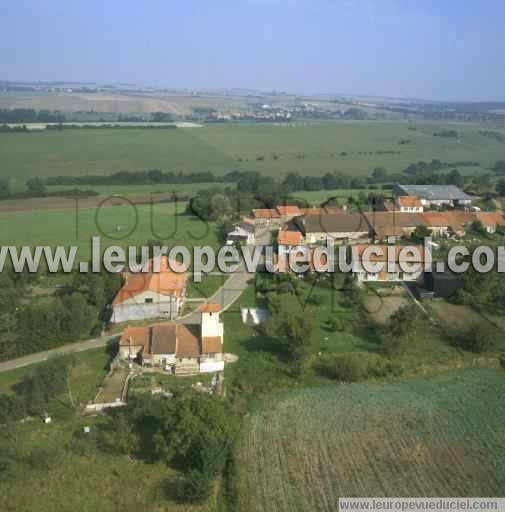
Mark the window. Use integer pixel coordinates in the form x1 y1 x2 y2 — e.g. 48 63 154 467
145 297 153 303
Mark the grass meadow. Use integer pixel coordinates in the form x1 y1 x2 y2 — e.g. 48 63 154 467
236 368 505 510
0 201 220 263
0 122 504 188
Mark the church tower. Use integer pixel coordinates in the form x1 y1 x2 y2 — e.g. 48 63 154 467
200 303 224 342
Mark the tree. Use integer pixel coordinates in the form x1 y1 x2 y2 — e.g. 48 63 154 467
0 178 10 198
496 178 505 197
412 225 432 243
467 220 487 237
266 294 315 373
101 413 139 456
447 169 464 189
494 160 505 174
189 188 233 221
61 293 97 338
371 167 388 183
322 172 338 190
14 356 75 413
25 177 47 196
451 322 499 353
382 304 420 356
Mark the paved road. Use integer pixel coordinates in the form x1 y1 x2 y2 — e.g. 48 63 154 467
0 336 118 374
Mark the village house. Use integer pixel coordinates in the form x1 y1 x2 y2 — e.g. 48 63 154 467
295 213 370 244
226 220 255 245
111 256 187 324
474 212 505 234
421 211 474 238
393 184 472 208
251 208 282 231
277 229 304 250
119 303 225 375
394 195 423 213
276 205 302 222
364 211 426 242
352 244 425 283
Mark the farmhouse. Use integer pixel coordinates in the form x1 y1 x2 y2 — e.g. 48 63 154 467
251 208 282 230
227 221 255 245
111 256 187 323
352 244 425 283
295 213 370 244
395 195 423 212
364 211 426 242
277 229 303 249
276 205 302 221
119 303 224 375
421 211 474 238
474 212 505 233
393 184 472 208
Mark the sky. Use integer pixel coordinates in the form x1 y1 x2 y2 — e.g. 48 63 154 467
1 0 505 101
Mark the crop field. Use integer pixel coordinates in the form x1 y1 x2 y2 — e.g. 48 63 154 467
236 368 505 511
0 201 219 263
1 122 504 186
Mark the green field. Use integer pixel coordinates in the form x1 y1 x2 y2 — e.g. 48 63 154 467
1 122 504 187
46 182 227 197
0 201 219 263
236 368 505 510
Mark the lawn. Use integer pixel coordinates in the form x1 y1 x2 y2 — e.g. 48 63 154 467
187 273 227 298
0 201 220 263
0 346 112 399
236 368 505 511
1 122 503 187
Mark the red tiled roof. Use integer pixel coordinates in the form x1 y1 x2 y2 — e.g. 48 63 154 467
252 209 280 219
151 323 177 354
397 195 422 208
302 208 325 215
112 256 187 305
421 211 474 232
276 205 301 216
278 230 303 246
475 212 505 227
176 324 201 357
200 303 221 313
119 326 150 352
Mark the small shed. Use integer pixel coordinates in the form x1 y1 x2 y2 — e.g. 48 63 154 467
424 270 464 298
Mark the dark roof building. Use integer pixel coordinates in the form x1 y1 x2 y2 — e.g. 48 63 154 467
393 184 472 204
296 213 369 234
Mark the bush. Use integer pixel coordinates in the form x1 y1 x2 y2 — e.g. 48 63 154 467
174 469 214 503
325 316 344 332
316 352 401 382
306 294 323 306
450 322 499 353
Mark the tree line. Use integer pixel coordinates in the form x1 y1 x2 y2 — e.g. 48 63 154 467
0 267 121 362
